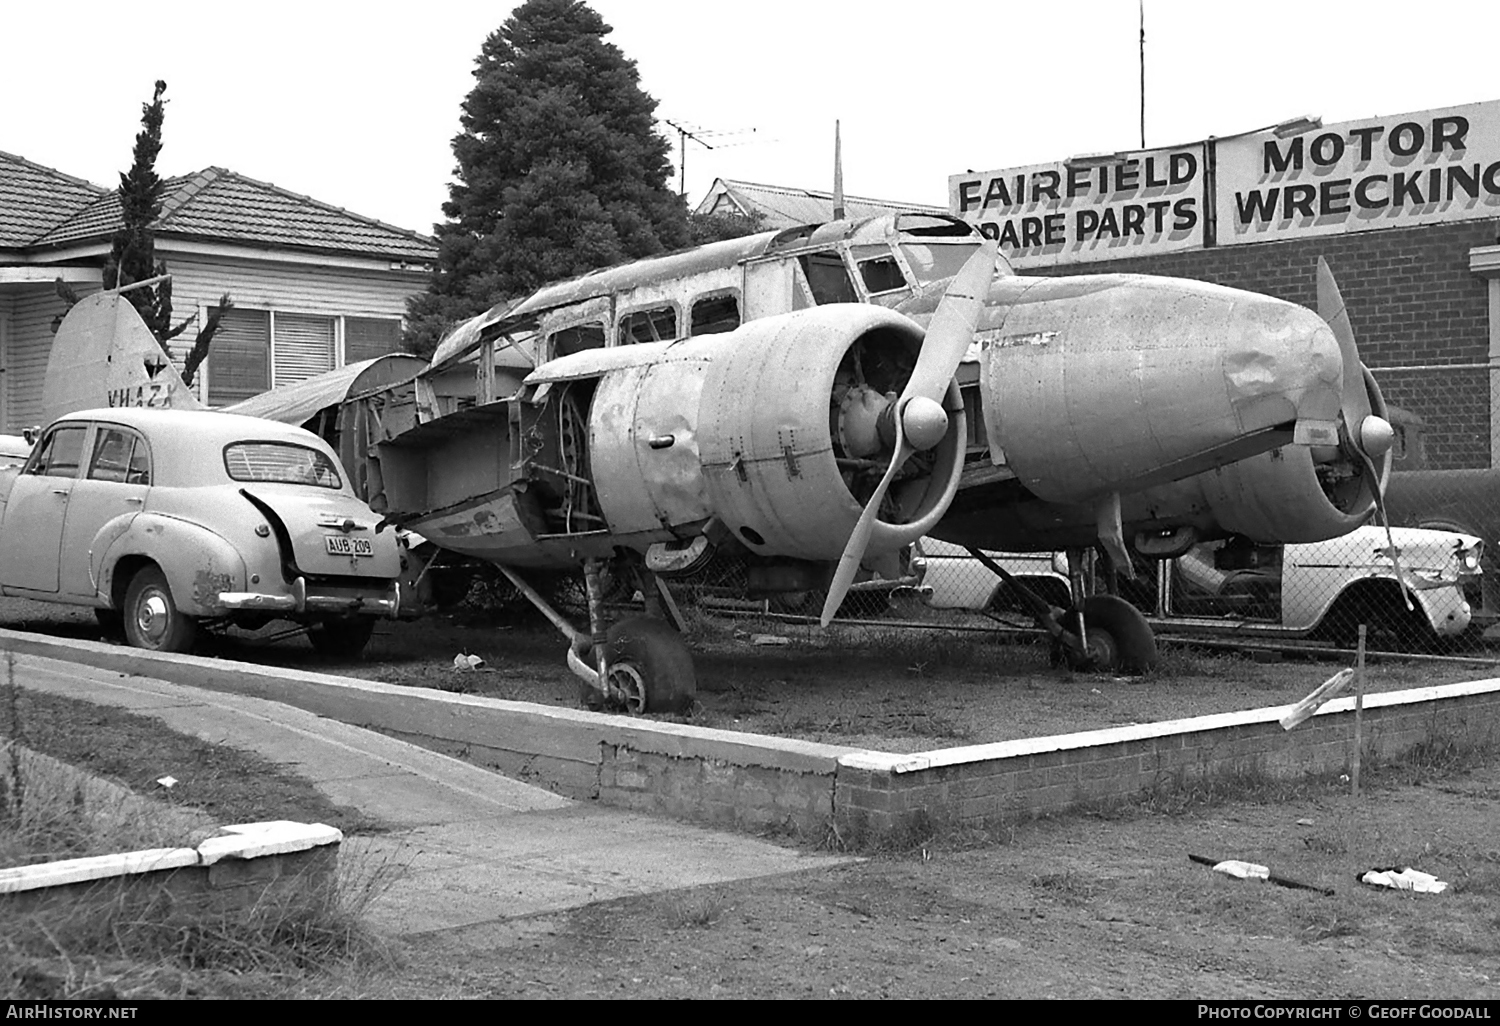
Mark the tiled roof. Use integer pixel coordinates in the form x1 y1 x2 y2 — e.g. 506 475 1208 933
0 151 107 249
27 166 437 262
696 178 945 229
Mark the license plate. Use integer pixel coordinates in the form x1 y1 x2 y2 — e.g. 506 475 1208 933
325 535 374 557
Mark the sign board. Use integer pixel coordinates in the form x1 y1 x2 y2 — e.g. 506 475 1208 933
948 145 1206 268
1215 100 1500 245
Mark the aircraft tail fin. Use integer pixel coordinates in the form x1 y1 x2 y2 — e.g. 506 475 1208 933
41 291 205 427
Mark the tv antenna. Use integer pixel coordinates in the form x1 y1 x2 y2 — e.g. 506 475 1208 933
662 120 759 199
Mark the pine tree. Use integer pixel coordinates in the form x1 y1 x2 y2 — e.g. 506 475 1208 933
406 0 689 354
92 80 232 387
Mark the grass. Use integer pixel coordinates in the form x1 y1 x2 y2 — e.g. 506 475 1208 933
0 655 400 1000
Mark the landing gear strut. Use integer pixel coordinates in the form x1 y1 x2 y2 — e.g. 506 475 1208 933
496 559 697 714
966 545 1158 674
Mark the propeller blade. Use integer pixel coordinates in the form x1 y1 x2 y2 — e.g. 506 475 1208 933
820 242 999 626
1317 257 1382 449
821 435 913 626
900 241 998 405
1359 449 1414 613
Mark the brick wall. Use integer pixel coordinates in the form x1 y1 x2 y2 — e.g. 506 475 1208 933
1032 219 1500 468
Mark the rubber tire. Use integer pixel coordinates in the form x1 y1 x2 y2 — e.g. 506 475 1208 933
1059 595 1158 675
309 618 377 659
123 567 197 653
603 616 697 714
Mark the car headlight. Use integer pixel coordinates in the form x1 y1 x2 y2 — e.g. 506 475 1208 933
1459 541 1484 575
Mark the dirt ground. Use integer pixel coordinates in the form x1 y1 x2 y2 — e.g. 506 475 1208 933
1 595 1493 754
4 601 1500 999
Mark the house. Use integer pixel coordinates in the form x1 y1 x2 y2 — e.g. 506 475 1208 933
0 150 438 433
694 177 945 230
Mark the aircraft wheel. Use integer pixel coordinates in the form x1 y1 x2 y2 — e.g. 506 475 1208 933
123 567 197 653
604 616 697 714
309 618 377 659
1059 595 1157 675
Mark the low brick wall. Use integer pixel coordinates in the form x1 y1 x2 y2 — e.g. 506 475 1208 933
7 629 1500 845
834 679 1500 841
0 821 343 916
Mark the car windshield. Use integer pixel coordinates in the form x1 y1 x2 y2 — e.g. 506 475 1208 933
223 442 343 489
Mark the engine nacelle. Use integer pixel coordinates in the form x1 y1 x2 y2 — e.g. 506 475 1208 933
681 305 966 562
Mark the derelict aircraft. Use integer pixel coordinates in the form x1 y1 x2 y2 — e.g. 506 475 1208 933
44 212 1395 713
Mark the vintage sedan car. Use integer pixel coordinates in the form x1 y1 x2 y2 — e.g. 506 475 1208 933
915 525 1483 650
0 408 403 656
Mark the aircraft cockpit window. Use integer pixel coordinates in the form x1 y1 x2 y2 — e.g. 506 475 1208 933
618 306 679 345
690 294 740 336
798 251 858 305
549 322 606 358
900 243 984 286
857 257 907 295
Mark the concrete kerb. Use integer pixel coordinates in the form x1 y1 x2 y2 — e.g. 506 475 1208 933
5 627 1499 843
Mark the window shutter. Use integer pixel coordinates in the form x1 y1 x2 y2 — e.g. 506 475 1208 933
273 314 335 387
345 317 401 364
207 309 270 405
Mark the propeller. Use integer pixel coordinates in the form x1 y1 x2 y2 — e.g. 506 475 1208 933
1316 257 1411 611
820 241 998 626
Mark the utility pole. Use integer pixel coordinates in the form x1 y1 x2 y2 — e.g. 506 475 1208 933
1139 0 1146 149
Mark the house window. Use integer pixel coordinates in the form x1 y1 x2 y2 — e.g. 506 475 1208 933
272 313 335 387
207 308 271 405
346 317 402 363
207 310 404 405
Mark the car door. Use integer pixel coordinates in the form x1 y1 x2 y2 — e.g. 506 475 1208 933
0 423 90 593
59 425 152 598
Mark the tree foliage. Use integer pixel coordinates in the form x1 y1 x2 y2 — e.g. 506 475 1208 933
79 80 232 387
405 0 690 354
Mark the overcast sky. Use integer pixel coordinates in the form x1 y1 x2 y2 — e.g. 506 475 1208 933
3 1 1495 238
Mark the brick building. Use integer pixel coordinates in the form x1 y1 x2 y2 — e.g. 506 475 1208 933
949 101 1500 471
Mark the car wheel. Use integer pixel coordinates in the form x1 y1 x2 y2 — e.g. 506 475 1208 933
308 618 377 659
602 616 696 714
123 567 197 653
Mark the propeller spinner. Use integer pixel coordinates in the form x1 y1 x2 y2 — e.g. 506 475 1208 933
819 242 999 625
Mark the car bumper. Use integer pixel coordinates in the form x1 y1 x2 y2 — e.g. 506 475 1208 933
217 578 402 617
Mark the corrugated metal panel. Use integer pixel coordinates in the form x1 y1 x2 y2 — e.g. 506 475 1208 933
272 312 334 387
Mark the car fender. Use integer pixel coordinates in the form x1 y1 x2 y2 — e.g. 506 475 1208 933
99 512 247 616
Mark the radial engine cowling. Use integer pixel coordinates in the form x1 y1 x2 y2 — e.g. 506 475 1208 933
1195 365 1392 544
689 305 966 562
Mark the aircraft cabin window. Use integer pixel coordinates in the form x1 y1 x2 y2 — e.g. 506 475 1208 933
28 426 87 479
798 251 859 305
900 243 983 286
618 306 678 345
549 322 606 358
858 257 907 294
690 294 740 336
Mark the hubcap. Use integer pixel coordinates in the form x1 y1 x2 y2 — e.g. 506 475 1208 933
137 592 170 642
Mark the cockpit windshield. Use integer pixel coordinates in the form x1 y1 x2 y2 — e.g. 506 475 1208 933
899 243 985 286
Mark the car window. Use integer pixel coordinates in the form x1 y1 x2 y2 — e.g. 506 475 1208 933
223 442 343 489
27 425 87 479
89 428 150 485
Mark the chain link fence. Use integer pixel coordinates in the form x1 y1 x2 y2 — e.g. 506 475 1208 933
907 362 1500 653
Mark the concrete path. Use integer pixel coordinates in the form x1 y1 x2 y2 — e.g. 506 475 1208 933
13 652 850 936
